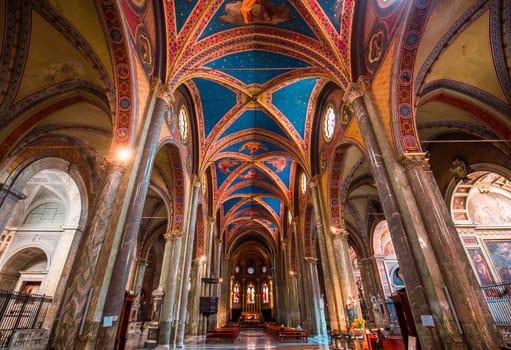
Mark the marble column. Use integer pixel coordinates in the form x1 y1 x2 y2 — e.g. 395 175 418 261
400 153 502 348
331 229 362 329
208 237 222 331
174 179 201 348
344 79 443 348
94 81 171 349
305 257 327 336
144 231 178 348
156 231 184 348
309 179 345 332
357 257 387 328
51 160 126 349
279 240 290 324
186 257 205 335
217 254 230 326
129 258 148 324
292 219 309 331
286 239 300 327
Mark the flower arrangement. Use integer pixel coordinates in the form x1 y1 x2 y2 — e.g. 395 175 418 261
351 318 365 330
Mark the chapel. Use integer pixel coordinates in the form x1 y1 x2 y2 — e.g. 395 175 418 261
0 1 510 349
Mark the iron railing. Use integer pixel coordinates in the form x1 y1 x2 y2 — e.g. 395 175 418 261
481 283 511 326
0 290 52 348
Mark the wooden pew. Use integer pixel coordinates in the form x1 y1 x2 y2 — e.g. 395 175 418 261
276 327 308 342
205 326 240 343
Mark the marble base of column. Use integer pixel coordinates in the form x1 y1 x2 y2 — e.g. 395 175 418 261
144 321 160 349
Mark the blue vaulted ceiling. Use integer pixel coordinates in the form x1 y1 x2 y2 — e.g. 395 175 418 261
165 0 353 247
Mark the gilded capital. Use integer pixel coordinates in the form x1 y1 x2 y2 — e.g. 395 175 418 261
399 152 430 171
343 77 370 105
332 227 349 240
152 78 174 107
164 230 183 241
304 256 318 264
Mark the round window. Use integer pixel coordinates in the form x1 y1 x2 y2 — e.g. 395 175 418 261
247 267 254 275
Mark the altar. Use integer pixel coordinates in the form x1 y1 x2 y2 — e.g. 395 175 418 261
239 312 265 328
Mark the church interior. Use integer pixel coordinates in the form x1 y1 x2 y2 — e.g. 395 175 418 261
0 0 510 349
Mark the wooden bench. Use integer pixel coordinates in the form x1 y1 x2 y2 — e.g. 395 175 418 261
277 328 308 342
264 324 282 337
205 327 240 343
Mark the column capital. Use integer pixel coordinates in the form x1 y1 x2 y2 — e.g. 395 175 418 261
304 256 318 264
102 158 129 172
163 230 183 241
343 76 370 105
331 228 350 240
152 78 174 107
398 152 430 171
308 176 319 188
136 257 148 265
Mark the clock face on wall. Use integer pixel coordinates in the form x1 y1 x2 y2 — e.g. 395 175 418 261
247 267 254 275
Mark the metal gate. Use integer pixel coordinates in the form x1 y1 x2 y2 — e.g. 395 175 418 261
0 290 51 348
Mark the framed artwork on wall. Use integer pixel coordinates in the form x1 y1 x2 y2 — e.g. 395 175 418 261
485 241 511 283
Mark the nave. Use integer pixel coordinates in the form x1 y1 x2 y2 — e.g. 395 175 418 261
124 329 331 350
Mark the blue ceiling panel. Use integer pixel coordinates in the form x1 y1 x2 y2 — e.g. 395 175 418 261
192 78 238 137
232 185 273 196
261 196 281 216
174 0 196 34
205 51 310 85
317 1 342 32
218 110 290 140
272 78 318 138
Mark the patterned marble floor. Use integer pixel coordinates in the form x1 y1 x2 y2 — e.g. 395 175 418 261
125 328 333 349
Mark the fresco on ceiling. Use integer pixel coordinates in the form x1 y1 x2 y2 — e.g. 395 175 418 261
239 141 269 154
219 0 292 25
264 157 286 173
356 0 405 75
217 158 242 174
121 0 157 75
222 140 281 155
239 168 265 179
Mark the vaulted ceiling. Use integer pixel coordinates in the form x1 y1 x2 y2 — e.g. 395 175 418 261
2 0 509 261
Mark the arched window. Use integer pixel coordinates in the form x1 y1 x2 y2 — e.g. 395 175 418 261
233 282 240 304
247 283 255 304
262 282 269 304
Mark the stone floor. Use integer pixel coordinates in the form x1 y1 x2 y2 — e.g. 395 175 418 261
125 328 333 349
